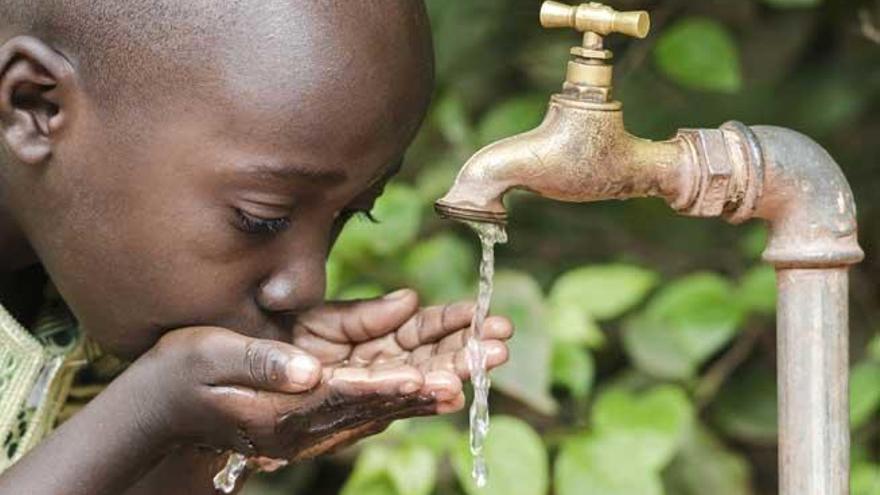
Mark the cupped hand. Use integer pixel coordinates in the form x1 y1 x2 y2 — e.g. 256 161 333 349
291 288 512 409
126 289 512 465
283 288 513 458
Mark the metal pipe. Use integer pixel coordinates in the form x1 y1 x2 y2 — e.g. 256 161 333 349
746 127 861 495
777 268 850 495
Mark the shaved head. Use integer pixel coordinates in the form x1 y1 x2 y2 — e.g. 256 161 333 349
0 1 433 114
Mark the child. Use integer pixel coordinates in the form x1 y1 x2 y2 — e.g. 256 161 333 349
0 1 513 493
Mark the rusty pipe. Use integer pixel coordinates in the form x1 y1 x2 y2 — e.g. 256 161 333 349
777 268 850 494
742 126 861 495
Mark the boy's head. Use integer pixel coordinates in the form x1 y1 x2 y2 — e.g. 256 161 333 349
0 0 433 357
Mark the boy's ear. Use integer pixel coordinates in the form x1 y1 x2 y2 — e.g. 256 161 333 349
0 36 78 165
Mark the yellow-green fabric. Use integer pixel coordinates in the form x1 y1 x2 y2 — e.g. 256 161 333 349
0 291 124 474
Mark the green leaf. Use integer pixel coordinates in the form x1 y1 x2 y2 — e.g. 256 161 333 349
325 257 344 298
739 223 767 260
623 273 745 379
664 424 753 495
793 75 867 135
333 184 423 261
851 361 880 429
737 264 776 315
592 385 694 470
763 0 822 8
404 418 459 455
477 94 546 147
653 18 742 93
868 334 880 362
433 92 474 149
424 0 506 86
555 433 663 495
555 386 692 495
403 234 475 304
546 301 604 347
387 445 437 495
852 462 880 495
340 476 398 495
711 364 778 443
415 154 462 204
551 344 594 399
489 270 557 414
342 443 437 495
549 264 658 321
342 445 397 495
451 416 549 495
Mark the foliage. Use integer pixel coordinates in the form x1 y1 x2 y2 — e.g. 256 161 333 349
246 1 880 494
654 18 742 93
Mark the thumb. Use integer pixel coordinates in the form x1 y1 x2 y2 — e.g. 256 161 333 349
196 329 323 393
296 288 419 343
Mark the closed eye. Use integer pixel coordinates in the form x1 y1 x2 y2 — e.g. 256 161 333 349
234 209 291 235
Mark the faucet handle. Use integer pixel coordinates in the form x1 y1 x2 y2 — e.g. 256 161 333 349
540 1 650 39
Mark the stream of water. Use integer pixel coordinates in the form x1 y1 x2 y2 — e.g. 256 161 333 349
464 221 508 488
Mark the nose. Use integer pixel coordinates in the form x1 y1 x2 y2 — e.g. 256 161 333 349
256 253 326 316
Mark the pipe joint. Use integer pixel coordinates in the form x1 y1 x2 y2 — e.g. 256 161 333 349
677 121 863 268
675 121 763 223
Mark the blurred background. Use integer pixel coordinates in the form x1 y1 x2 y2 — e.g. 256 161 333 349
247 0 880 494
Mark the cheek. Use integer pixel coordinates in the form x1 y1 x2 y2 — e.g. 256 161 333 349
33 170 262 357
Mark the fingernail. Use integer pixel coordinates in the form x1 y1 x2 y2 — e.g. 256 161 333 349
383 288 411 300
287 354 319 387
399 380 420 394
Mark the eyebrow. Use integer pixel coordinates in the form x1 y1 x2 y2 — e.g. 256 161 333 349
240 163 348 185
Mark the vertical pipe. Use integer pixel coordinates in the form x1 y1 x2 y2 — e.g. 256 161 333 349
777 268 849 495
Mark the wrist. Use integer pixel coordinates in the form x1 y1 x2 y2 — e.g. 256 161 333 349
101 360 178 455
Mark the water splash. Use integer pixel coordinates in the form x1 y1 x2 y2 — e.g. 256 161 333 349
213 452 247 494
464 221 507 488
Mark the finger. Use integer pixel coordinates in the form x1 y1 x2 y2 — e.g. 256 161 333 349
179 327 322 393
420 370 462 402
325 364 424 396
436 392 466 414
294 289 419 344
248 457 288 473
394 301 475 350
416 340 509 378
432 315 514 355
404 316 512 366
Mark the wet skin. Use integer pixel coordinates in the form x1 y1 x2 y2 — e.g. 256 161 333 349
0 2 513 494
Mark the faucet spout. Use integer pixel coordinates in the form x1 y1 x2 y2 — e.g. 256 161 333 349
434 96 695 224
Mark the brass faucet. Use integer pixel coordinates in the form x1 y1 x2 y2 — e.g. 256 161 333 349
435 3 864 494
434 1 691 224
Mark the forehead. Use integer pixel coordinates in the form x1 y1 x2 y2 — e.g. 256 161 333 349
195 3 432 177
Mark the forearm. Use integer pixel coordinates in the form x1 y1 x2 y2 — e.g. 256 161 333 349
0 371 167 495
